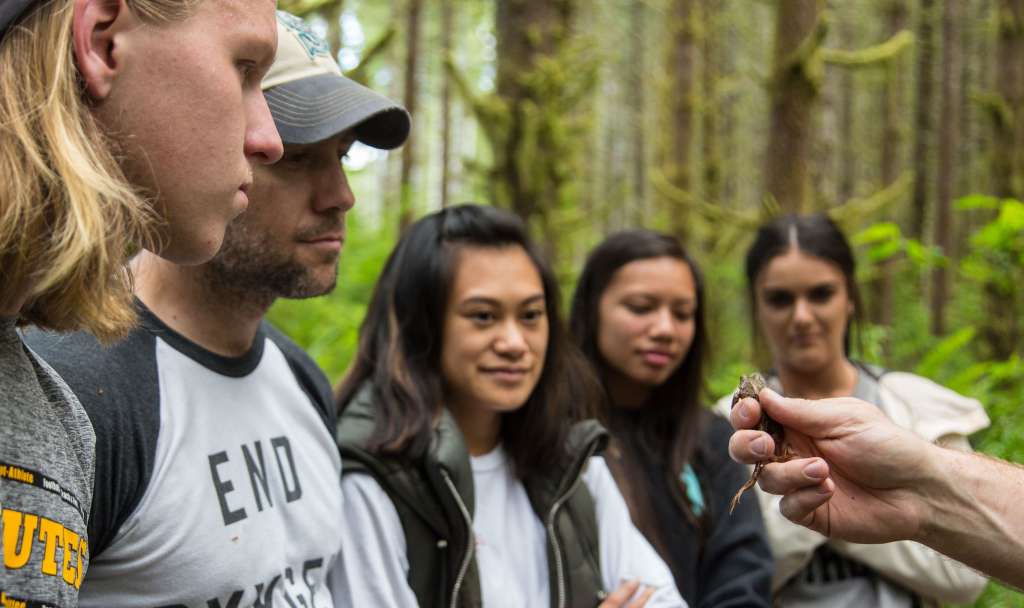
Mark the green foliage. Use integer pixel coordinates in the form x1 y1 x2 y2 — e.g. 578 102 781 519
278 0 334 18
958 199 1024 361
851 221 945 272
854 200 1024 467
914 326 977 379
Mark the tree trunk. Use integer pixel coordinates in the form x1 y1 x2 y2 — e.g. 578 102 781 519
872 1 908 344
439 0 454 208
993 0 1024 199
910 0 936 239
837 17 856 204
957 1 976 200
662 0 697 239
930 0 962 336
398 0 423 230
763 0 823 212
630 0 647 224
720 6 739 207
493 0 580 256
700 0 721 206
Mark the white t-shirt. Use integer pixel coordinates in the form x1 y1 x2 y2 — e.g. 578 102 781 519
330 447 687 607
26 310 344 608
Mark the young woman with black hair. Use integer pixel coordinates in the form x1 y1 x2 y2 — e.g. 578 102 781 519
570 230 773 608
330 205 686 608
715 213 989 607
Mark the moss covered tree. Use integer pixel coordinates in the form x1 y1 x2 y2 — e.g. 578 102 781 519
763 0 824 212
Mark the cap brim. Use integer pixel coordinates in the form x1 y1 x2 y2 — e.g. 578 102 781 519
1 0 40 42
264 73 411 149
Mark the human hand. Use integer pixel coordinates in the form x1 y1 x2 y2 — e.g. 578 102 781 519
598 580 655 608
728 388 938 544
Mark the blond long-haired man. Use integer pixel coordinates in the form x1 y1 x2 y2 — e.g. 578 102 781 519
0 1 282 605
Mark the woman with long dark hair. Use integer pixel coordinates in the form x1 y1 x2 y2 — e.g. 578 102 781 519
570 230 773 607
717 213 989 607
330 205 685 607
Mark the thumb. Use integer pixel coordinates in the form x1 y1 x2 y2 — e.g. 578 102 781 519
757 387 840 438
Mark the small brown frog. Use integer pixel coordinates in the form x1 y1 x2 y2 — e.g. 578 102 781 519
729 373 791 513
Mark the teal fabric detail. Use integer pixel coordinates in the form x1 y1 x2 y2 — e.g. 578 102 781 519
681 464 705 517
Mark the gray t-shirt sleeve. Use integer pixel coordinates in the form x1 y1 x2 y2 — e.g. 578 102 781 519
1 320 95 606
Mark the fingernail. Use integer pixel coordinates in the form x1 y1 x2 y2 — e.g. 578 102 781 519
750 436 768 458
804 460 827 480
818 479 835 494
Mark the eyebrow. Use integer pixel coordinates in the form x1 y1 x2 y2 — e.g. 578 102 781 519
459 294 545 307
762 281 840 292
622 292 695 305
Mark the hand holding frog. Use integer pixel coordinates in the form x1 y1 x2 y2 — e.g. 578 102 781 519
728 387 935 544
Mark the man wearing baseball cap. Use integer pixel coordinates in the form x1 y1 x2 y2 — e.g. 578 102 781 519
26 11 409 607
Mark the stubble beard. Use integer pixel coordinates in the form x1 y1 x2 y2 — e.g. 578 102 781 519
202 220 339 308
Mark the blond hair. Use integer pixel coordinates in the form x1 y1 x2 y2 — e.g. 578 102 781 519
0 0 202 342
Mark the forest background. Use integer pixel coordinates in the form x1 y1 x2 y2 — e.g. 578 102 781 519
270 0 1024 604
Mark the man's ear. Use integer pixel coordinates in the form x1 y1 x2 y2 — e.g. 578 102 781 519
72 0 137 101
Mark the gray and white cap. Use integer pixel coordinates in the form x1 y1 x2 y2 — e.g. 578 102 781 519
263 11 410 149
1 0 39 43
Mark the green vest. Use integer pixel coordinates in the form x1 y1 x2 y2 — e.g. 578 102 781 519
337 384 609 608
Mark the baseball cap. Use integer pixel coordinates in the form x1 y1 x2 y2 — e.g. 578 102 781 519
263 11 410 149
0 0 39 43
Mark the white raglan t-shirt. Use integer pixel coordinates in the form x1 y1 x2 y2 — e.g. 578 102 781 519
26 307 344 608
330 446 687 607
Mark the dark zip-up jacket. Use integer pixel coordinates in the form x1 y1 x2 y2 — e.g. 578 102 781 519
337 384 609 608
611 412 773 607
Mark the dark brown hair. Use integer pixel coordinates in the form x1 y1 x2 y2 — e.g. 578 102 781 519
337 204 599 478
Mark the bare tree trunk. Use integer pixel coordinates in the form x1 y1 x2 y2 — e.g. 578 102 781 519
993 0 1024 199
957 2 975 200
931 0 962 336
910 0 936 239
872 0 908 345
700 0 721 206
630 0 647 224
720 6 738 207
398 0 423 230
837 17 856 204
600 78 624 233
440 0 454 208
763 0 823 212
663 0 697 239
